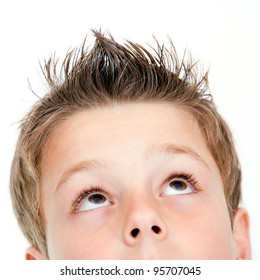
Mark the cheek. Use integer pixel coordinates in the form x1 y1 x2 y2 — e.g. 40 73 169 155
163 190 234 259
193 217 233 259
46 209 119 259
167 206 234 259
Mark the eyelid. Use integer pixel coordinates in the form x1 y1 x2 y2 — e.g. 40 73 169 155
161 171 200 194
71 186 112 213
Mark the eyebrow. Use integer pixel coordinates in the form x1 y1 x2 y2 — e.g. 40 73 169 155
55 143 210 193
56 159 107 193
145 143 209 169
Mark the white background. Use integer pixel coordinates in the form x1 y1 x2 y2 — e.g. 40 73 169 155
0 0 259 261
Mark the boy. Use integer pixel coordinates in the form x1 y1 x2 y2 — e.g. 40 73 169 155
10 31 251 259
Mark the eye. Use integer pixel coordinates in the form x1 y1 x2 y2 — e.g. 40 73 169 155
79 192 111 212
73 187 112 212
162 174 196 196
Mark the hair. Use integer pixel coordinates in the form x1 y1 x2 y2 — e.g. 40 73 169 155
10 30 241 258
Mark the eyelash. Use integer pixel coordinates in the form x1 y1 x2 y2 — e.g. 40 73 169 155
71 186 110 213
71 171 200 213
161 171 200 193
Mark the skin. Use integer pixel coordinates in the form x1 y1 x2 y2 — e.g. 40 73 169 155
26 102 251 259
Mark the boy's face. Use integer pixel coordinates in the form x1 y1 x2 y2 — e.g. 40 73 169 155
32 102 250 259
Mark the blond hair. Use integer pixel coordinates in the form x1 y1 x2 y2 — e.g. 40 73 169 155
10 31 241 257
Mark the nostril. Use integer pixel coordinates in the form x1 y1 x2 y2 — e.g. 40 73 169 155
131 228 140 238
151 225 161 234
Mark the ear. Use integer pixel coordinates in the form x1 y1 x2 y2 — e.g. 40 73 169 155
232 207 251 259
25 246 47 260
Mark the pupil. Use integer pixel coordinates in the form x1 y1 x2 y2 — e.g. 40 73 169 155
90 194 104 204
172 181 186 190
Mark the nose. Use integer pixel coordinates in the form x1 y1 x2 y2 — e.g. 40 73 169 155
123 196 168 246
130 225 162 237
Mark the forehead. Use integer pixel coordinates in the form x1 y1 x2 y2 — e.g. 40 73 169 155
43 102 202 158
41 102 219 178
47 102 197 142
